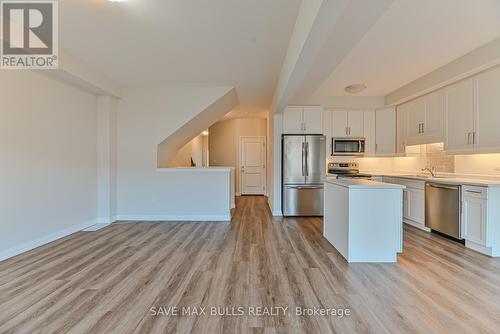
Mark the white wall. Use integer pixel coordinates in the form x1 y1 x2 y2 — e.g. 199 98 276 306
0 71 98 259
209 118 267 194
271 113 283 215
97 96 118 224
267 112 274 210
116 86 235 218
170 135 206 167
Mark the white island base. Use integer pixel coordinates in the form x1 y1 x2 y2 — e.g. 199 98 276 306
324 179 405 263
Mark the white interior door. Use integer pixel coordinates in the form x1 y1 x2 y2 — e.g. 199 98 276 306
240 137 266 195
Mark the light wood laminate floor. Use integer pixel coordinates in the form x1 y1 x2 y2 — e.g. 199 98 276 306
2 196 500 334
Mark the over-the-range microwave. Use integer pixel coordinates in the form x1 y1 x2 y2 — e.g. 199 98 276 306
332 137 366 156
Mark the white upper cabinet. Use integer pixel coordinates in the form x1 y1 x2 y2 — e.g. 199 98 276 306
348 112 364 137
396 104 408 155
282 106 323 134
302 106 323 134
475 66 500 153
282 106 303 134
332 111 349 137
407 98 425 142
375 107 396 156
405 90 444 145
323 110 333 156
332 111 364 137
445 78 475 153
423 90 444 142
363 110 376 156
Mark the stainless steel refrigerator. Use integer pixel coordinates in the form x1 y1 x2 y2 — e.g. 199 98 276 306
282 135 325 216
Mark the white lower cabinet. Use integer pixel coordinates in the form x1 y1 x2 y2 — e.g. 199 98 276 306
406 187 425 227
386 178 426 230
462 186 488 247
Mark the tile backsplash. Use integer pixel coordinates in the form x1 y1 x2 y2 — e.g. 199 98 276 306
423 143 455 173
329 142 500 177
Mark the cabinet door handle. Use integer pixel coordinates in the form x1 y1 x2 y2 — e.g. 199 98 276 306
345 127 348 136
422 123 424 134
465 190 482 194
472 132 476 145
467 132 471 145
348 127 351 135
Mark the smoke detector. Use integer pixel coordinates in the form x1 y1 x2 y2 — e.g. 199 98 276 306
344 84 367 94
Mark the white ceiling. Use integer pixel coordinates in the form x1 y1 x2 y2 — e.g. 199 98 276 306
313 0 500 98
59 0 300 113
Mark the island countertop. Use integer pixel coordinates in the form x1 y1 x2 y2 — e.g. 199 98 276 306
325 178 406 189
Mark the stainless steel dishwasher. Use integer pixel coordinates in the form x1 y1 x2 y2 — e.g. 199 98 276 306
425 183 462 240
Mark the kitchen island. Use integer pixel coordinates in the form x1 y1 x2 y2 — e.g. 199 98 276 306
324 179 405 263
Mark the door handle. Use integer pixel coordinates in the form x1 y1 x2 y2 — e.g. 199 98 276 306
345 127 348 136
422 123 424 134
467 132 471 145
427 184 458 191
472 132 476 145
286 185 323 190
305 142 309 176
301 142 305 176
465 190 482 194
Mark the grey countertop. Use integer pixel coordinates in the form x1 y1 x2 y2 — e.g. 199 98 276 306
325 178 406 189
371 173 500 187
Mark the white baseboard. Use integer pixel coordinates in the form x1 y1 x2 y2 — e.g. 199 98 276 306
404 220 430 232
272 210 283 217
82 223 111 232
0 219 97 262
114 214 232 222
97 217 113 225
465 240 494 256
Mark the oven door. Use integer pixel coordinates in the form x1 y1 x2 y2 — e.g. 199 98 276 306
332 138 365 156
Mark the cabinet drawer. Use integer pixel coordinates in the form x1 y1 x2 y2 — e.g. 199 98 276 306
463 186 488 199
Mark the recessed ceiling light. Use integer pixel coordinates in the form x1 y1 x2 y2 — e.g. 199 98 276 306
201 130 209 136
344 84 367 94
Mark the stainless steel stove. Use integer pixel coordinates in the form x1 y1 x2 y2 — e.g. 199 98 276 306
327 162 372 179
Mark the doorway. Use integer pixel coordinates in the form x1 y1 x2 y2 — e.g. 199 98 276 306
239 136 266 195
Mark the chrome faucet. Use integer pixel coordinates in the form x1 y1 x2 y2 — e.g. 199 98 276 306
421 167 437 178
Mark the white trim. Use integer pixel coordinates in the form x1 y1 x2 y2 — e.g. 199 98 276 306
97 217 113 225
0 219 97 262
114 214 232 222
272 210 283 217
82 223 110 232
236 192 241 196
404 220 430 232
156 167 232 173
465 240 493 256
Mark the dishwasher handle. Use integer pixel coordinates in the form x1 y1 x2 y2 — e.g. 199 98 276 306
426 183 459 191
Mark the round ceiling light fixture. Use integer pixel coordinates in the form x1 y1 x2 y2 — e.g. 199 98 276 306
344 84 367 94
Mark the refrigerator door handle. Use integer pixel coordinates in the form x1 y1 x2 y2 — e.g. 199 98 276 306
305 142 309 176
301 142 305 176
